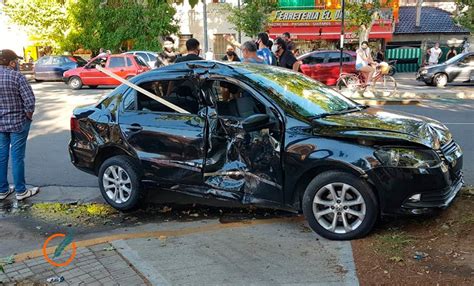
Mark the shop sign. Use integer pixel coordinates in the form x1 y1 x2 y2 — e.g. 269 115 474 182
270 9 393 26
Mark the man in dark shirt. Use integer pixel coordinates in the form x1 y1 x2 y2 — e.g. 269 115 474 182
274 37 301 71
282 32 296 52
0 49 39 201
175 38 203 63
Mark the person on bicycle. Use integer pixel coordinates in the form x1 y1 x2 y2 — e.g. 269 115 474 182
355 41 376 85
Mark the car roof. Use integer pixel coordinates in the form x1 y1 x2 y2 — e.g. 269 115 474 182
124 51 157 55
298 50 356 60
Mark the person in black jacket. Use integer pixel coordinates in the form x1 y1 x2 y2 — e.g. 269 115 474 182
221 45 240 62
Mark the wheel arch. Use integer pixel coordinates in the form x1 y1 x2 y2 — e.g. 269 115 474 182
290 162 380 211
94 145 138 175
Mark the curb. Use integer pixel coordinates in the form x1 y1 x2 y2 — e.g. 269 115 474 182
13 217 303 263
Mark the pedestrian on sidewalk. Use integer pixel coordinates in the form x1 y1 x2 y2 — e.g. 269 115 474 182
241 41 265 64
156 36 177 68
273 37 302 71
281 32 296 53
224 33 274 65
446 47 457 61
0 49 39 201
222 45 240 62
427 43 442 65
175 38 203 63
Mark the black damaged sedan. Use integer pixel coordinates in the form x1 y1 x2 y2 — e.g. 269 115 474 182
69 62 463 240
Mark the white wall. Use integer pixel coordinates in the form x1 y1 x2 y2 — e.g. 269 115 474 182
173 0 252 56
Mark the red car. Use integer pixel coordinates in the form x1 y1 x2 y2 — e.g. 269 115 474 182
298 51 357 86
63 54 150 89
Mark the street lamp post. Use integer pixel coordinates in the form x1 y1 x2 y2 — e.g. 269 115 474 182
339 0 345 83
203 0 209 52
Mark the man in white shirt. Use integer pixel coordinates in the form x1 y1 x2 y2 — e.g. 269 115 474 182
428 43 442 65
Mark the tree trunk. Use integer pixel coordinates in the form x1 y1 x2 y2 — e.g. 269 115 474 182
359 11 379 46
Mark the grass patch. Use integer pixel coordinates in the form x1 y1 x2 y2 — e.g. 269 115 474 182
374 230 414 257
31 202 117 222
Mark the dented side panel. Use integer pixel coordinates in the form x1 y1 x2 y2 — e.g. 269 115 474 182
203 108 284 205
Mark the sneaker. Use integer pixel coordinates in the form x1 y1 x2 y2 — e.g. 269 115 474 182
16 187 40 201
0 186 14 200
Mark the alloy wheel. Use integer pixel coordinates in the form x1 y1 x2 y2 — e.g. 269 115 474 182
103 165 133 204
312 183 366 234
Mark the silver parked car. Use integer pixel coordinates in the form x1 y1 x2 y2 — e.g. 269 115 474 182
123 51 157 68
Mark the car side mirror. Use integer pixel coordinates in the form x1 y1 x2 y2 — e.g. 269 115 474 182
242 114 273 133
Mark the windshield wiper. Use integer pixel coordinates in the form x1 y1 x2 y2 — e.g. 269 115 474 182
309 105 365 120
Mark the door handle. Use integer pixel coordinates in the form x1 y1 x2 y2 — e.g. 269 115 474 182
127 124 143 132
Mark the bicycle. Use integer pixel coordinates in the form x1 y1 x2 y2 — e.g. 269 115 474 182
336 64 397 97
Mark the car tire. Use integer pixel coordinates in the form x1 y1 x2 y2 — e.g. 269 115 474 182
302 171 378 240
433 73 448 88
89 85 98 89
98 155 143 211
68 76 83 90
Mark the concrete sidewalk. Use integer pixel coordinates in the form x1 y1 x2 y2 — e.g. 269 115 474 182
2 218 359 286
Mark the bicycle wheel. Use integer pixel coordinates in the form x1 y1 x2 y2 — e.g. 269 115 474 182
372 75 397 96
336 74 360 94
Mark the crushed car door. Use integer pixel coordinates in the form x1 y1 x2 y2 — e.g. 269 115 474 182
201 78 285 206
118 73 207 187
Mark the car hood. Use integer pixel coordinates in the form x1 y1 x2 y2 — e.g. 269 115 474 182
312 107 452 149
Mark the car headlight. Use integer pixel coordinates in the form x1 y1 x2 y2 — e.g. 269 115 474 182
420 69 428 75
374 148 441 168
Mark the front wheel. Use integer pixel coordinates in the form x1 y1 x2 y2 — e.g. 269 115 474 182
336 74 361 94
68 76 83 90
433 73 448 88
98 156 143 211
388 66 396 76
302 171 379 240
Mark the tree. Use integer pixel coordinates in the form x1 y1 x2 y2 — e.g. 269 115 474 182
345 0 392 45
64 0 179 53
3 0 70 52
168 0 200 8
454 0 473 32
227 0 278 38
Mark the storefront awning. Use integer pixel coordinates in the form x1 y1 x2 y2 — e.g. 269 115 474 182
269 23 393 41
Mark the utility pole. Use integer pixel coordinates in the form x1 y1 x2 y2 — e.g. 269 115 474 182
339 0 345 89
203 0 209 52
237 0 242 43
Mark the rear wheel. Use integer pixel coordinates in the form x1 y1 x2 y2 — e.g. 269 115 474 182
68 76 83 90
372 75 397 96
302 171 378 240
98 156 143 211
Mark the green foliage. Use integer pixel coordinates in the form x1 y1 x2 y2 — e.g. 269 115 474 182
227 0 278 38
3 0 70 51
168 0 199 8
345 0 389 43
4 0 179 54
65 0 179 53
454 0 473 32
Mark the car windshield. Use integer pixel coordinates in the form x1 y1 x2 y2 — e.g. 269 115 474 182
134 56 149 67
72 56 88 66
239 64 358 118
444 53 465 65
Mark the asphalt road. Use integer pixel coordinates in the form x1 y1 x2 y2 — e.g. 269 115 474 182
21 82 474 188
